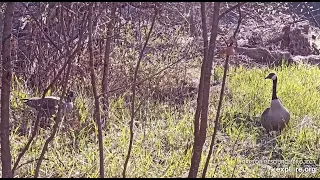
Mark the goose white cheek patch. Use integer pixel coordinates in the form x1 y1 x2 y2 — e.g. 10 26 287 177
271 74 277 80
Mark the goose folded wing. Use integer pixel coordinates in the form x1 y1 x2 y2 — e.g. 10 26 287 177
23 96 61 110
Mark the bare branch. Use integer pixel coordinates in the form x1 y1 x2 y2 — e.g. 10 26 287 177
15 158 49 171
303 2 320 27
33 10 86 178
21 2 63 54
202 3 244 178
101 3 117 128
193 2 208 141
88 2 105 178
218 2 246 20
97 40 196 99
123 6 158 178
126 2 156 10
12 12 88 175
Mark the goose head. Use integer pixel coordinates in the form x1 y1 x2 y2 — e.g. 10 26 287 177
63 91 75 112
265 72 277 80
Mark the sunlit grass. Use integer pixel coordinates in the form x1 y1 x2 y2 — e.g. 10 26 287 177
7 63 320 178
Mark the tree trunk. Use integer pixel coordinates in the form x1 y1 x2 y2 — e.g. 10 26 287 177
88 3 105 178
102 3 116 93
1 2 15 178
101 3 117 128
188 2 221 178
189 5 195 37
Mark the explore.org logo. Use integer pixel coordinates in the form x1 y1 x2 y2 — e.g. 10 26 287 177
269 166 318 174
242 159 318 174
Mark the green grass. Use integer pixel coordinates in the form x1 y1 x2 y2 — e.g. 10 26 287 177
8 63 320 177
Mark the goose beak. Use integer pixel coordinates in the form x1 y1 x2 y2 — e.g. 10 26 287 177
265 74 272 79
265 73 277 80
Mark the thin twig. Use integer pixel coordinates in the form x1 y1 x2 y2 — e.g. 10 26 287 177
202 3 243 178
33 12 87 178
122 6 158 178
21 2 62 53
126 2 156 10
88 2 105 178
303 2 320 27
15 158 49 171
101 2 117 129
12 13 87 176
218 2 246 20
97 48 196 99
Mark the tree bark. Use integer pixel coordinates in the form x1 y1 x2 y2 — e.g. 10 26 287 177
1 2 15 178
102 3 116 93
203 4 243 177
101 3 117 128
88 3 105 178
188 2 221 178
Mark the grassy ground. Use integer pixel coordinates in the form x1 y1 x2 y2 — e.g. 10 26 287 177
8 63 320 177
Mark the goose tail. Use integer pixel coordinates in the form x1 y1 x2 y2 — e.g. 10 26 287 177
22 98 29 103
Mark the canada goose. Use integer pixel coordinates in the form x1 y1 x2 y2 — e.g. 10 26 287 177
261 73 290 132
23 91 75 118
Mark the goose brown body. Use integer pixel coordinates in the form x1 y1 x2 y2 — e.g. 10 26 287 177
261 73 290 132
23 91 74 118
261 100 290 132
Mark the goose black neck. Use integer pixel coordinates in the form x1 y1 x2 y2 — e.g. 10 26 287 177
272 78 278 100
66 96 72 103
